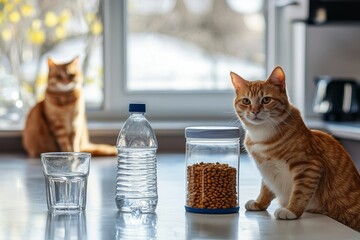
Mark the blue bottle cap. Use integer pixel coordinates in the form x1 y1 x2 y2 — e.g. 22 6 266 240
129 103 146 113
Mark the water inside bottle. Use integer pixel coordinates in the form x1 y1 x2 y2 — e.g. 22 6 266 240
116 148 158 213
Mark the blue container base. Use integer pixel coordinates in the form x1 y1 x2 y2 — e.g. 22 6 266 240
185 206 239 214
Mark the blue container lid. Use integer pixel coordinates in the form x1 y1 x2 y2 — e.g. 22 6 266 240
185 126 240 139
129 103 146 113
185 206 239 214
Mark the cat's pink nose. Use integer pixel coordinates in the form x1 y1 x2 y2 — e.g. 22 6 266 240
252 109 260 115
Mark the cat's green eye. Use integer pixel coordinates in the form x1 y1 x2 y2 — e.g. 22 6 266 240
262 97 271 104
242 98 251 105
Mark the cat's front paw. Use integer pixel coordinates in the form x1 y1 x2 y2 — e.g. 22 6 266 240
274 207 298 220
245 200 266 211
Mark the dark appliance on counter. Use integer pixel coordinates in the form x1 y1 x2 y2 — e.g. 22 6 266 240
313 76 359 121
267 0 360 120
308 0 360 24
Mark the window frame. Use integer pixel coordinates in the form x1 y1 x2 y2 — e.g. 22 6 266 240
88 0 248 122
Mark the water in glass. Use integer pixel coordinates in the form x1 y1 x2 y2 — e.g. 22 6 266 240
45 172 87 211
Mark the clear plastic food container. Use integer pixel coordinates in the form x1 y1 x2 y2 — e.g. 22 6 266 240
185 126 240 214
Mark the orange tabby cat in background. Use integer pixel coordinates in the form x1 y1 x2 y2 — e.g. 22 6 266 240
23 56 117 157
231 66 360 231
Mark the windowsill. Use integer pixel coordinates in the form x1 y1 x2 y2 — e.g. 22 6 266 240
0 119 235 137
2 118 360 154
2 118 360 141
0 119 236 153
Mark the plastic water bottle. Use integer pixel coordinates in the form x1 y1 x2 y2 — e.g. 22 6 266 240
116 103 158 213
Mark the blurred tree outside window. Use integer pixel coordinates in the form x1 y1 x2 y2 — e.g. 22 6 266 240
0 0 103 126
127 0 265 91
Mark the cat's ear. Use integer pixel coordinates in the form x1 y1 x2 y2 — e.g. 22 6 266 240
48 58 57 74
48 58 55 68
230 71 248 90
267 66 286 92
67 56 80 67
71 56 80 64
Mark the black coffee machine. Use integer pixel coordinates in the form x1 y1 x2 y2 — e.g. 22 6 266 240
313 76 360 121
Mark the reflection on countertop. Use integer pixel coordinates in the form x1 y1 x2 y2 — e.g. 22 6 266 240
0 154 359 240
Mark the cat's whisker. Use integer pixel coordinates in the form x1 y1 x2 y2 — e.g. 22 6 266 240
267 115 297 136
270 114 298 133
267 117 285 137
228 118 242 127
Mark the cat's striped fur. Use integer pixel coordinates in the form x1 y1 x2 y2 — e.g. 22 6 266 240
231 66 360 231
23 57 117 157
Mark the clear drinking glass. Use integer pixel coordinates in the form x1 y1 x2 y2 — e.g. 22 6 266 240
41 152 91 212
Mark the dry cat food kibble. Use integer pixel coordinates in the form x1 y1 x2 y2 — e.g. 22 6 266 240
187 162 237 209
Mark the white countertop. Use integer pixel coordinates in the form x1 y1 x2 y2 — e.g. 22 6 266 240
0 154 359 239
306 118 360 141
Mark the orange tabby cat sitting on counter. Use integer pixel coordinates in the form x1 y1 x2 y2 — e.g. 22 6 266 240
230 66 360 231
23 56 117 157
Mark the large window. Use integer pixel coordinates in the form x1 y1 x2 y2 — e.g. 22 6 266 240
100 0 265 121
0 0 265 127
